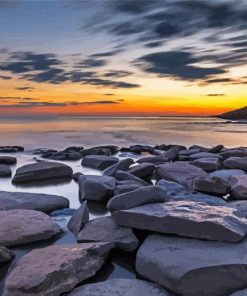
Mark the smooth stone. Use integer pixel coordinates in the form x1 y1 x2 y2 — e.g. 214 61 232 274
3 242 113 296
104 158 134 177
209 169 246 186
156 162 207 188
77 216 138 251
114 184 142 195
192 175 230 196
0 146 24 153
224 157 247 171
136 234 247 296
128 163 155 179
189 152 222 160
67 201 89 235
0 164 12 177
0 209 61 247
43 151 82 161
115 170 150 186
129 144 154 154
178 148 201 156
0 190 69 212
0 247 15 264
191 157 222 172
81 147 111 157
12 161 73 183
220 149 247 159
137 156 168 164
68 278 172 296
79 175 116 202
209 144 225 153
156 179 186 195
189 144 209 152
72 172 84 182
228 201 247 217
0 156 16 165
231 175 247 200
108 186 167 211
162 146 186 161
82 155 119 170
113 201 247 242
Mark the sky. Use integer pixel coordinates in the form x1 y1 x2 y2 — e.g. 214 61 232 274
0 0 247 117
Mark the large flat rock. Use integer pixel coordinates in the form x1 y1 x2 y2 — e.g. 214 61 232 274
136 234 247 296
113 201 247 242
77 216 138 251
0 209 61 246
68 279 172 296
3 242 113 296
0 190 69 212
12 161 73 183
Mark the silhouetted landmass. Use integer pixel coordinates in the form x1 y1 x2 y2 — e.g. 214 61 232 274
218 106 247 120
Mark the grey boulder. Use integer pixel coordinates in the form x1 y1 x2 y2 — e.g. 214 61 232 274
77 216 138 251
189 152 222 160
191 157 222 172
3 242 113 296
0 156 16 165
115 170 150 186
68 279 172 296
231 175 247 200
12 161 73 183
82 155 119 170
67 201 89 235
136 234 247 296
192 175 230 196
0 209 61 246
209 169 246 186
104 158 134 177
0 190 69 212
128 163 155 180
224 157 247 171
113 201 247 242
0 164 11 177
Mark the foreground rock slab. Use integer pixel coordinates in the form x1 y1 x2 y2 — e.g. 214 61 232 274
12 161 73 183
68 278 172 296
136 234 247 296
77 216 138 251
0 191 69 212
0 209 61 246
113 201 247 242
3 242 113 296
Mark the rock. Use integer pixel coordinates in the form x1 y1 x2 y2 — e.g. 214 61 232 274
0 156 16 165
128 163 155 180
224 157 247 170
42 150 82 161
192 175 230 196
115 170 150 186
189 144 209 152
77 216 138 251
136 234 247 296
81 147 112 157
0 247 15 264
156 179 186 195
79 175 116 202
191 157 222 172
104 158 134 177
231 288 247 295
209 144 224 153
114 184 142 195
231 175 247 200
228 201 247 217
156 162 207 188
50 208 76 217
178 148 201 158
108 186 167 211
128 145 154 154
220 149 247 159
0 146 24 153
113 201 247 242
0 164 11 177
72 172 84 182
12 161 73 183
3 242 113 296
137 156 168 164
82 155 118 170
189 152 222 161
162 146 186 161
0 191 69 212
0 209 61 247
67 201 89 235
209 169 246 186
68 279 171 296
64 146 84 153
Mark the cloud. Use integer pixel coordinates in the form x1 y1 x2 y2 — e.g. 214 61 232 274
0 75 11 80
79 58 107 68
135 50 226 81
103 70 133 78
15 86 34 91
207 94 225 97
80 78 139 88
90 49 123 58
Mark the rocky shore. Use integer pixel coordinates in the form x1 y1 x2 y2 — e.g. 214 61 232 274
1 144 247 295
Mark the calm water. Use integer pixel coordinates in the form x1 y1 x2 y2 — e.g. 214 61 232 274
0 116 247 293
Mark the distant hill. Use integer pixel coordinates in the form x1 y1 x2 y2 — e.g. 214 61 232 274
217 106 247 120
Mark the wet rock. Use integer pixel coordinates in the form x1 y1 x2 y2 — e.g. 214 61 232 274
192 175 230 196
72 172 84 182
228 201 247 218
79 175 116 202
68 279 171 296
12 161 73 183
77 216 138 251
3 242 113 296
191 157 222 172
82 155 118 170
0 209 61 247
0 164 11 177
0 146 24 153
108 186 167 211
136 234 247 296
189 152 222 161
220 149 247 159
178 148 201 157
0 191 69 212
81 146 112 157
224 157 247 170
137 156 168 164
115 170 150 186
155 179 186 195
104 158 134 177
209 144 224 153
162 146 186 161
189 144 209 152
209 169 246 186
0 156 16 165
0 247 15 264
128 163 155 180
129 145 154 154
113 201 247 242
231 175 247 200
42 151 82 161
64 146 84 153
156 162 207 188
114 184 142 195
67 201 89 235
